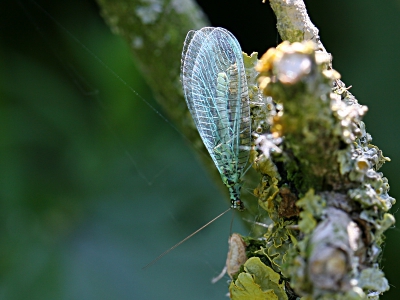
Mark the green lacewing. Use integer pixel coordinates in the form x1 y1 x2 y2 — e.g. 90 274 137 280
181 27 251 210
144 27 251 268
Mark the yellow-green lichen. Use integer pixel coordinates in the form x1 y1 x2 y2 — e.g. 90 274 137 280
255 176 280 217
229 257 288 300
256 221 297 277
253 153 281 180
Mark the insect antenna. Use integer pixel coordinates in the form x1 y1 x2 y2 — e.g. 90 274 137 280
142 207 232 269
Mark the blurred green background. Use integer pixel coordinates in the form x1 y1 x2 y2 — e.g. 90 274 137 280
1 0 399 299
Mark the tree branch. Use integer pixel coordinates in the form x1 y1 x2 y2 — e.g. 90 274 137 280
96 0 395 298
228 1 395 299
96 0 207 134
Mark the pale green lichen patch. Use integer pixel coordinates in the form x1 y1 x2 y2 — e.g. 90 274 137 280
297 189 325 218
230 257 288 300
358 267 389 294
374 213 395 246
301 290 369 300
296 189 325 234
135 0 163 24
298 211 316 235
